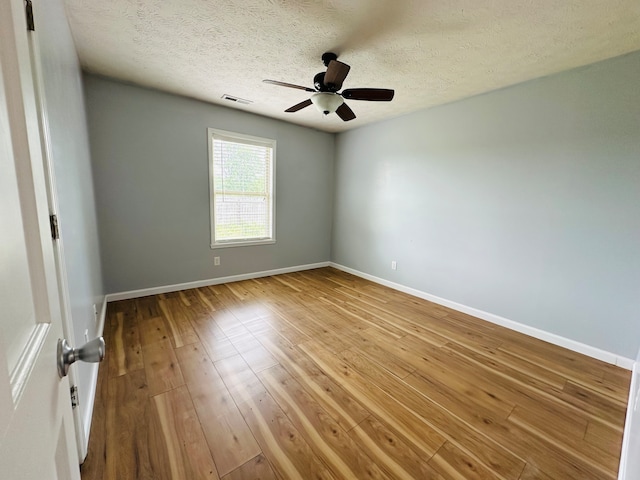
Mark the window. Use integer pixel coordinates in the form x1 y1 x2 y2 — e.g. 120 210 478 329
208 128 276 248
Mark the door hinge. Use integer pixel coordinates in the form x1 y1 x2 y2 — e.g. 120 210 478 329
70 385 79 409
25 0 35 31
50 214 59 239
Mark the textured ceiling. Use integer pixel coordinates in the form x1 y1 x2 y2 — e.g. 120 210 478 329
62 0 640 133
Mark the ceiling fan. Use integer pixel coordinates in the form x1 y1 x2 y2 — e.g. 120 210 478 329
263 52 394 122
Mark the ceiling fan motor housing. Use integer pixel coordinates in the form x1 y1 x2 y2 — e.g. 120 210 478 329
321 52 338 66
314 72 337 92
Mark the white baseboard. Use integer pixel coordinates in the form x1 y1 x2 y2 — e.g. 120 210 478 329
80 363 100 461
97 296 108 338
103 260 633 370
105 262 331 302
619 352 640 479
330 263 633 370
79 296 108 463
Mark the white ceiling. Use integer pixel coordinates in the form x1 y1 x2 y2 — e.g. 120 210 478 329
62 0 640 133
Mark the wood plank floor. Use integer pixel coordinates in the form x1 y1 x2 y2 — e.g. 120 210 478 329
81 267 631 480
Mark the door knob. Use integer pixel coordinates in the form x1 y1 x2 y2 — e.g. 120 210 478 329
57 337 105 378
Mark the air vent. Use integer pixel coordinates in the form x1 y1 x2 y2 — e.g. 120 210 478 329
221 94 252 105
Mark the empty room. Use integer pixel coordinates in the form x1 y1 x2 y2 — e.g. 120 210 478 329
1 0 639 479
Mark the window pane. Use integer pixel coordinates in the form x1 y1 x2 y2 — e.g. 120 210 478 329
215 193 270 240
210 131 274 245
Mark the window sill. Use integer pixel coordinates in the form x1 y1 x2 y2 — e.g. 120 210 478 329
210 239 276 249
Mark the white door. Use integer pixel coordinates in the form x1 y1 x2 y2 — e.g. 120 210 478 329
0 0 80 478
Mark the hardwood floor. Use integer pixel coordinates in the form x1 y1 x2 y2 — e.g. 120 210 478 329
80 267 631 480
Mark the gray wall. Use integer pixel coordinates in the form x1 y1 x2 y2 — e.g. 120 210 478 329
34 0 104 443
84 76 334 293
333 51 640 359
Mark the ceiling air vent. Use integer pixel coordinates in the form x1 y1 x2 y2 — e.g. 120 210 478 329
221 94 252 105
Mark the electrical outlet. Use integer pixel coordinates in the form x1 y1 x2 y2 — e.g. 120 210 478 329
391 260 397 270
214 256 220 266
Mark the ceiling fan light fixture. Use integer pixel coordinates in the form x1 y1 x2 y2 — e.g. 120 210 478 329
310 92 343 115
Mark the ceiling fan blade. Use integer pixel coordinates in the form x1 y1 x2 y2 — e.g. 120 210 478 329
341 88 394 101
324 60 351 90
263 79 315 92
336 102 356 122
285 99 313 112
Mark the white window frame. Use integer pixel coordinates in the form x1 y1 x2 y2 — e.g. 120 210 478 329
208 128 276 249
